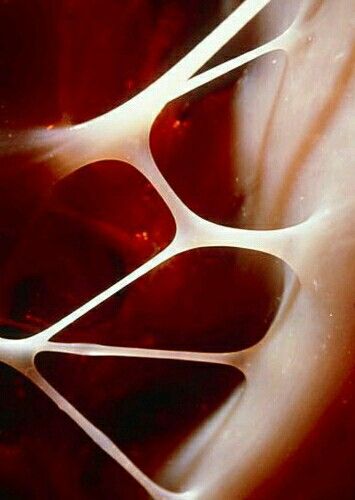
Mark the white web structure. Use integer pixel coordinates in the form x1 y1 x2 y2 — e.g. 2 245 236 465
0 0 354 498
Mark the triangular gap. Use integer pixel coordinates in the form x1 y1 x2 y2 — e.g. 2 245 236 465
52 247 284 355
35 353 244 490
150 46 291 231
0 362 147 499
0 160 175 340
190 0 291 77
171 0 300 94
150 72 243 228
161 0 274 86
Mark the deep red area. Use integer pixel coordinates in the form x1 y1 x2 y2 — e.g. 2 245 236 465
54 246 282 353
0 363 149 500
0 161 175 338
35 354 243 480
150 85 244 226
0 0 222 126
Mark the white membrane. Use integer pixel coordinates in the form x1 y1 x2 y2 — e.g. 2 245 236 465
0 0 354 498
